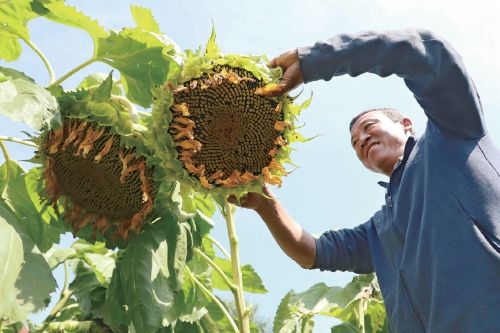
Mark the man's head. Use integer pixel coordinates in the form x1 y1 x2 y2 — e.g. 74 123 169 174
349 108 414 176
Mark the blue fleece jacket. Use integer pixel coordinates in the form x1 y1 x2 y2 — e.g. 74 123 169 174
298 29 500 332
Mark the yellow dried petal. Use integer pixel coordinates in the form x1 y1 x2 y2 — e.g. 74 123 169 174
172 103 190 116
255 83 282 96
200 176 211 189
178 139 202 151
94 136 114 162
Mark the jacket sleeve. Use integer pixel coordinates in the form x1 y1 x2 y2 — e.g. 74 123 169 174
298 29 486 139
312 220 373 274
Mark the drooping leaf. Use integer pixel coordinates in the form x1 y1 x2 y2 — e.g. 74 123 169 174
95 32 171 107
31 0 107 55
211 257 267 294
14 229 57 316
0 66 61 129
0 160 65 252
0 206 56 323
130 5 160 33
104 263 130 329
0 214 24 323
117 220 177 333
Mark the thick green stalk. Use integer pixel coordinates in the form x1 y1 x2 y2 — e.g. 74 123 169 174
48 58 96 88
0 136 38 148
222 199 250 333
24 39 55 84
186 267 240 333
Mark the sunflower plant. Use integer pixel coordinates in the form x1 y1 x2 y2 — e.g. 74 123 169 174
0 2 386 333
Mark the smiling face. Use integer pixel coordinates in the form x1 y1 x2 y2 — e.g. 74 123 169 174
350 110 413 176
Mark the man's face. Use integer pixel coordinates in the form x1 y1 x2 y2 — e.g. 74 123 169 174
350 111 413 176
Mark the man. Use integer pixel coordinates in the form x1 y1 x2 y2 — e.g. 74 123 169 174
234 30 500 332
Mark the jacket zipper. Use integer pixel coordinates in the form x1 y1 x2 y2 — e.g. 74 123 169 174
386 188 405 246
399 270 426 332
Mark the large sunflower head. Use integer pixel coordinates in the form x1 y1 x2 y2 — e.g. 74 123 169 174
36 75 174 246
151 27 311 197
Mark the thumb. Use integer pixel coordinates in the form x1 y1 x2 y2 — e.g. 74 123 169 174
259 62 303 97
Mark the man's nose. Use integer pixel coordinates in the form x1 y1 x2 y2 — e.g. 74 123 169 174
360 134 371 148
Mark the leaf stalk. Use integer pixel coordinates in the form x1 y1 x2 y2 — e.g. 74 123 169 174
24 39 56 84
186 267 240 333
0 136 38 148
48 57 96 88
194 247 237 292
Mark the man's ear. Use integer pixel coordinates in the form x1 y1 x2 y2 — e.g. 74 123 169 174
402 117 413 135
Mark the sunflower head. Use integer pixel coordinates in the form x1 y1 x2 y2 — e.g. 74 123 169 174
36 76 171 247
151 27 311 198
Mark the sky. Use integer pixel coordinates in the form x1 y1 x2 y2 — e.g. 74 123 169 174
1 0 500 331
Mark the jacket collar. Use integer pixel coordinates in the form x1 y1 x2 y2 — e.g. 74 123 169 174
377 136 417 188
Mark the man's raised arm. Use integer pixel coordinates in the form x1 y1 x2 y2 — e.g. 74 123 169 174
267 29 486 139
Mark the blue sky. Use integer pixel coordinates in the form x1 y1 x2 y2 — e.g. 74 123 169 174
1 0 499 331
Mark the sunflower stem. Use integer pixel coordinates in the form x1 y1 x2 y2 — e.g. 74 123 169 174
24 38 56 85
222 199 250 333
186 267 240 333
0 135 38 148
194 248 237 292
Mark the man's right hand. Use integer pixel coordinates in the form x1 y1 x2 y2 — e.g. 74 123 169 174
261 49 304 97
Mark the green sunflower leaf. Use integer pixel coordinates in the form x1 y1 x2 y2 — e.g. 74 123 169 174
117 220 177 333
0 160 65 252
0 206 57 323
0 0 37 61
92 71 113 103
0 35 22 62
0 66 61 130
211 257 267 294
31 0 107 55
0 214 24 323
205 23 220 59
77 73 122 95
69 261 106 316
104 263 130 329
130 5 160 33
95 32 171 107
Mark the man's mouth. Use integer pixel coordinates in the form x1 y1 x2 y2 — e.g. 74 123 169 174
366 142 379 157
